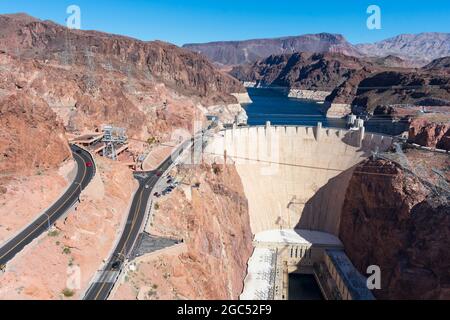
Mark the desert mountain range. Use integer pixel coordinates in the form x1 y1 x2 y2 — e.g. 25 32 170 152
184 32 450 67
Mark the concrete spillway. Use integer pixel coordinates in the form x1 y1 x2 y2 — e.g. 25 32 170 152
205 124 393 236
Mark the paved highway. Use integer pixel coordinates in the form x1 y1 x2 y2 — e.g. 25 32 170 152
0 145 95 266
83 138 195 300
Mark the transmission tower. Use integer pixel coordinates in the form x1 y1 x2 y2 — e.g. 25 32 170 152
102 125 128 160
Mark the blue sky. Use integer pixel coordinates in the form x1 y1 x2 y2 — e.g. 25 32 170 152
0 0 448 46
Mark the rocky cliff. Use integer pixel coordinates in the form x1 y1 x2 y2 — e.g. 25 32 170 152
230 52 373 92
324 57 450 118
352 70 450 111
113 163 253 300
0 13 246 175
339 150 450 299
408 116 450 150
0 93 71 177
234 50 450 116
0 14 244 102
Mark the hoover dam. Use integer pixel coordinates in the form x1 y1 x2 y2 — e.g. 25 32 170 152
205 122 393 299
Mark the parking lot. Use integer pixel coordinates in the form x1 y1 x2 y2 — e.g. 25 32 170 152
150 173 180 199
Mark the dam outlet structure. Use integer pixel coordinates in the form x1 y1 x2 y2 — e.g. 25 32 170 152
204 122 393 300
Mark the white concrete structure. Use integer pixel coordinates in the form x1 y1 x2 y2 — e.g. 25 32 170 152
254 229 343 247
240 247 277 300
205 124 393 236
205 124 392 300
242 229 344 300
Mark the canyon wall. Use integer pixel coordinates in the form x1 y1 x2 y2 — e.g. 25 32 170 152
0 13 250 184
408 116 450 151
0 14 244 104
339 151 450 299
0 93 71 177
0 13 246 149
113 164 253 300
230 52 372 95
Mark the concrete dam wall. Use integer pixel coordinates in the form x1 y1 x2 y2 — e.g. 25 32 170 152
205 124 393 236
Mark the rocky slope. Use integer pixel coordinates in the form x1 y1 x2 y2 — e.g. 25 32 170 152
184 33 360 66
339 150 450 299
0 157 137 299
350 70 450 112
0 161 74 243
366 55 415 69
231 50 450 118
0 14 244 103
423 56 450 75
408 115 450 150
356 33 450 66
0 93 71 177
230 52 372 91
113 163 253 300
322 56 450 118
0 13 246 174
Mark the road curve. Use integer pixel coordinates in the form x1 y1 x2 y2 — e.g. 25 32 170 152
0 145 95 266
83 139 193 300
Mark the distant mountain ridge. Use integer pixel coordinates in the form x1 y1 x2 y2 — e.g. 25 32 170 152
184 32 450 67
183 33 360 66
356 33 450 66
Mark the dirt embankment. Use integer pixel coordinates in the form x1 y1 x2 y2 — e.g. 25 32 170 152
0 157 136 300
0 160 75 244
113 163 253 300
339 149 450 299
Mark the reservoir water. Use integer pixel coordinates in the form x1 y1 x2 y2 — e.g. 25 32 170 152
243 88 347 128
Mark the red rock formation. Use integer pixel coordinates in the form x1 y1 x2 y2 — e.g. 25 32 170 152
0 93 71 176
408 117 450 150
339 152 450 299
114 164 253 300
0 13 244 104
231 52 373 91
0 13 246 178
